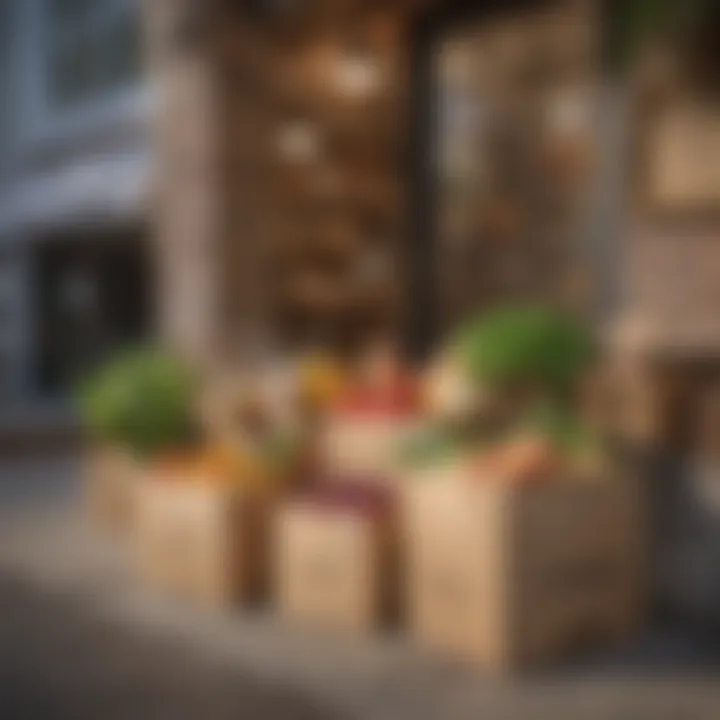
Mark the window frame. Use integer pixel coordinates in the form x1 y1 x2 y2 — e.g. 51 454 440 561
13 0 149 157
46 0 140 111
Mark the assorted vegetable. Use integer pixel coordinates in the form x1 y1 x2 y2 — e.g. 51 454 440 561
78 305 606 491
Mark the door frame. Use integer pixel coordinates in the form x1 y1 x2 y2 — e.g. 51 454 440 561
31 227 151 395
406 0 541 358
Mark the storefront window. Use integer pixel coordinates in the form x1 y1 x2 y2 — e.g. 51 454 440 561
47 0 140 108
36 234 150 395
431 9 596 327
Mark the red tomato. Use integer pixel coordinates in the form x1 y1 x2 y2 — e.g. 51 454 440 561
332 376 420 419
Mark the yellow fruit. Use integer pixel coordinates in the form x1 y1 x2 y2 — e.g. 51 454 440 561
299 356 347 408
195 444 237 478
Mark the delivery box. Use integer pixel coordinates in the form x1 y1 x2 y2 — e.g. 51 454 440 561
274 486 398 634
402 470 645 673
85 446 140 535
133 476 275 608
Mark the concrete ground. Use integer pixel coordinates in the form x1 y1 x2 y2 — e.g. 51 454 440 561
1 455 720 719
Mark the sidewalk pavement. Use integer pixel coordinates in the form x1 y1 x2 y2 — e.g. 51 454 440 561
1 454 720 720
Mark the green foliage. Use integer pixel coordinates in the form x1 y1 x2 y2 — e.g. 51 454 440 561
515 401 597 453
258 432 301 475
396 425 461 470
76 348 198 458
608 0 713 73
453 306 595 398
511 399 606 474
396 421 504 470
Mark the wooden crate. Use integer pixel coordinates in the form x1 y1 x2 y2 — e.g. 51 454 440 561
274 502 398 634
402 471 645 673
85 447 140 534
133 478 275 609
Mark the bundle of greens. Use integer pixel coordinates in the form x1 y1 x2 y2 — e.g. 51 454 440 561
77 347 198 459
453 305 595 403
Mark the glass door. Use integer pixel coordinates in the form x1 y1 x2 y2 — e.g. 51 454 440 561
414 2 596 341
36 233 151 395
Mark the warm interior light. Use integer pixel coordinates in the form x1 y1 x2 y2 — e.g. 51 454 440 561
276 120 321 162
546 88 592 139
333 52 381 98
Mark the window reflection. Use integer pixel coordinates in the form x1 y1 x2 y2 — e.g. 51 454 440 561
432 10 595 327
47 0 141 108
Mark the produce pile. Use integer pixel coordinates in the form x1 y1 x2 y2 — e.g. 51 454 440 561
77 308 634 669
77 305 603 495
398 305 603 485
78 349 317 494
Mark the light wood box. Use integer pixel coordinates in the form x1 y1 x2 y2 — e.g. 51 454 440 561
133 478 275 609
85 446 141 535
274 502 398 634
321 415 426 480
402 470 645 673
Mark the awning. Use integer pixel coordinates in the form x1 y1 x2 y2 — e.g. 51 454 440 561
0 150 153 238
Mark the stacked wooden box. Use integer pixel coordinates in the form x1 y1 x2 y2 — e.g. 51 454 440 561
133 477 276 609
271 411 418 632
275 494 398 634
108 356 646 674
85 447 140 535
402 470 644 672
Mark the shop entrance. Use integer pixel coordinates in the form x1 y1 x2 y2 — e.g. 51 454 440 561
34 230 152 395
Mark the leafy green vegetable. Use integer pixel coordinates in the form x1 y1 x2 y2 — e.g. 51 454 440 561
453 305 594 399
607 0 713 73
515 401 598 454
396 425 470 470
258 432 300 474
76 347 198 458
